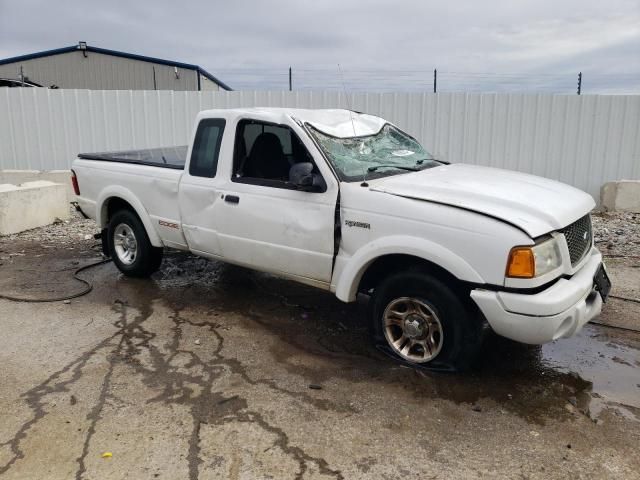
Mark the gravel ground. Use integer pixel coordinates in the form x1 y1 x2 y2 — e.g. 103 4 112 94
593 211 640 258
1 206 97 247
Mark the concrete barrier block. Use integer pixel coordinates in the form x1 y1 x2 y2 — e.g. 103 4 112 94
601 181 640 213
0 170 74 202
0 181 70 235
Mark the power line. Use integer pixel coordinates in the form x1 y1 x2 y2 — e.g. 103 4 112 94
212 66 639 94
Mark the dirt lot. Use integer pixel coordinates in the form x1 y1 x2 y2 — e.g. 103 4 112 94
0 211 639 479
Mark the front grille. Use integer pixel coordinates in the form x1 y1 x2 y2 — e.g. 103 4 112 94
561 215 592 266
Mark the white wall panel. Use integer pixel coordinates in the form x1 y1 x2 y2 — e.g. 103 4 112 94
0 88 639 199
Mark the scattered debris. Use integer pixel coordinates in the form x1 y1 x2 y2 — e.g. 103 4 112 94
70 395 77 405
611 356 632 366
101 452 113 458
568 396 578 407
194 339 201 346
471 404 482 412
309 384 322 390
217 395 239 405
592 211 640 258
63 300 71 304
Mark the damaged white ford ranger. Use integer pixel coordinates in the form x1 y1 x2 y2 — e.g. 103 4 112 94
72 108 611 369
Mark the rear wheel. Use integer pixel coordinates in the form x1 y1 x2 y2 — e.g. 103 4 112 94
370 270 484 370
108 209 163 277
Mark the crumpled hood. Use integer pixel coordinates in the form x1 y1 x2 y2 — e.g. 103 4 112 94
370 164 595 237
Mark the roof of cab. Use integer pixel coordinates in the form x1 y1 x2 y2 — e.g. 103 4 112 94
198 108 387 138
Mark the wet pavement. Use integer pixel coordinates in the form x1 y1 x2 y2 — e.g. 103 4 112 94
0 241 639 479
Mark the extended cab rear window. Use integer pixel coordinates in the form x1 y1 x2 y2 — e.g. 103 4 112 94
189 119 226 178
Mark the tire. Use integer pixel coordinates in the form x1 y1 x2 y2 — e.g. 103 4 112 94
370 270 484 371
108 209 163 277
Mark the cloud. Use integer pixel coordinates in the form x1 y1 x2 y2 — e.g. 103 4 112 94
0 0 638 92
490 15 640 65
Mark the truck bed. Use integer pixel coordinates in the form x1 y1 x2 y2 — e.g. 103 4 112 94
77 146 188 170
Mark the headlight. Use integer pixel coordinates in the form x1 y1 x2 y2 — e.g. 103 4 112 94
506 237 563 278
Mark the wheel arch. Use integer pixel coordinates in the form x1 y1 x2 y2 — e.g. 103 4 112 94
333 236 484 302
359 254 462 293
96 186 163 247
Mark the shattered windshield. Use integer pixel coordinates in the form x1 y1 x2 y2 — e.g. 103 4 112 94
307 123 440 181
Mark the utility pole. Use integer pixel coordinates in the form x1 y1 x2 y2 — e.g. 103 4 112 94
577 72 582 95
433 69 437 93
289 67 292 91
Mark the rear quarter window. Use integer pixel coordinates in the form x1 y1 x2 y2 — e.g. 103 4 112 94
189 119 226 178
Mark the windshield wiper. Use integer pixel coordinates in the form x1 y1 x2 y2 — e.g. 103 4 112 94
361 164 419 187
416 158 449 166
367 165 419 173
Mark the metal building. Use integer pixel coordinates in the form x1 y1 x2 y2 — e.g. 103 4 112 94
0 42 231 91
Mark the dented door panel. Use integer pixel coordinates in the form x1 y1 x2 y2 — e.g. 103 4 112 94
214 182 337 284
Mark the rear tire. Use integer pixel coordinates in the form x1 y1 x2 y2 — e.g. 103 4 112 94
108 209 163 277
370 270 484 371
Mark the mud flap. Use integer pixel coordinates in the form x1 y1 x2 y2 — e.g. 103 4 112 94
100 228 110 257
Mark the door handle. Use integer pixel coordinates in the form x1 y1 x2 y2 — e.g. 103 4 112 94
224 195 240 204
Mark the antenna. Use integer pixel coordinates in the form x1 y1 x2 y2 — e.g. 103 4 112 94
337 64 357 136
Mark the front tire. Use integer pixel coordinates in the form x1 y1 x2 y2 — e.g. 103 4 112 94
108 209 163 277
370 270 483 370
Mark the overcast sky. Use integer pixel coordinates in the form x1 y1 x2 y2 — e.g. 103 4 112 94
1 0 639 93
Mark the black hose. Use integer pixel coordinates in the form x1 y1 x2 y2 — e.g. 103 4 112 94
0 258 112 303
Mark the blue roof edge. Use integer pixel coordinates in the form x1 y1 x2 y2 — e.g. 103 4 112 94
0 45 232 91
0 46 77 65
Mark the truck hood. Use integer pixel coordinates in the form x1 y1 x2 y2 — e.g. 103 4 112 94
369 164 595 238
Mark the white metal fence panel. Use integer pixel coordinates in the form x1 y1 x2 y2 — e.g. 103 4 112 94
1 88 639 199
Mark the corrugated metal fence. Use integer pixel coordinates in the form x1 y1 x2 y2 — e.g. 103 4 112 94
1 88 639 199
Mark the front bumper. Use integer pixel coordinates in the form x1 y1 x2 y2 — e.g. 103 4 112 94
470 248 603 345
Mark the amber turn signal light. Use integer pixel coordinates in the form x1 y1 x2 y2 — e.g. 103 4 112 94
506 247 535 278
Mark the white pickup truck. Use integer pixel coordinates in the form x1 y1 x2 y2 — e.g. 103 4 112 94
72 108 611 369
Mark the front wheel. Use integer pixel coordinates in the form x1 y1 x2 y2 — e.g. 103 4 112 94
370 271 484 370
108 209 163 277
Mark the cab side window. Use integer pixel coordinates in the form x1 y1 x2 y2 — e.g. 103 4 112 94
232 120 316 187
189 119 225 178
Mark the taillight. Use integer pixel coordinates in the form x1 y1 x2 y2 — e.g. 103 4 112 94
71 170 80 195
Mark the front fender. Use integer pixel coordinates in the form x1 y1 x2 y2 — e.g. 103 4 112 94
333 235 484 302
96 185 163 247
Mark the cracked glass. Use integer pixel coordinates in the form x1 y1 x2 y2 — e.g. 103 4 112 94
308 123 440 181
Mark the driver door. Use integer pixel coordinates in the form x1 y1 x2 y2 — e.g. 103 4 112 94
214 119 338 286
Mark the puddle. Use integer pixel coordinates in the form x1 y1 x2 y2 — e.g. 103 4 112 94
540 326 640 420
399 324 640 424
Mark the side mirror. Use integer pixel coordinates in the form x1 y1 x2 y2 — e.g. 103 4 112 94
289 162 315 190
